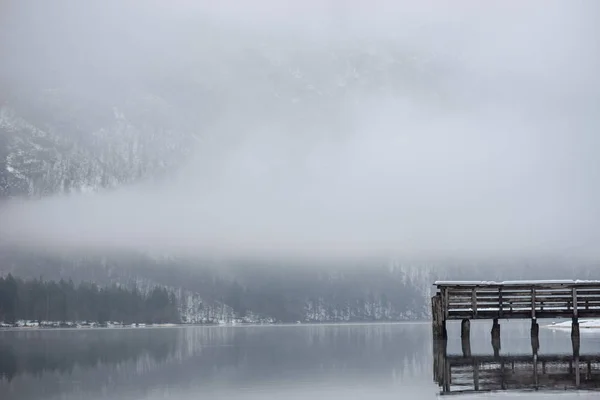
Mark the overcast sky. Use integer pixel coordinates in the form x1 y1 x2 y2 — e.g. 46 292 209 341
1 0 599 263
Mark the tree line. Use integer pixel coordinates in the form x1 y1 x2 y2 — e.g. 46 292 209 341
0 275 180 324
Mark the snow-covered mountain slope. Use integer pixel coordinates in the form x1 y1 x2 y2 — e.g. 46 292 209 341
0 96 197 198
1 10 456 199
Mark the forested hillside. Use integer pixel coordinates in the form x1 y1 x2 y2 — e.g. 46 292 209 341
0 255 433 324
0 275 179 325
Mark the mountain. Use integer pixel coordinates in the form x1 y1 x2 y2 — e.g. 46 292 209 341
0 12 448 323
1 2 598 323
0 95 197 198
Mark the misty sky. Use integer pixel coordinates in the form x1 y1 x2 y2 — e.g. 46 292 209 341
1 0 599 262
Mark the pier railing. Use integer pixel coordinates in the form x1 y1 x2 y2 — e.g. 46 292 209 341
434 280 600 321
431 280 600 340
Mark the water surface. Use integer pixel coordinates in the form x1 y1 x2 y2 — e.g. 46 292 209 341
0 321 598 399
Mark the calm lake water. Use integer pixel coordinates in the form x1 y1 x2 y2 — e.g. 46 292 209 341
0 321 599 399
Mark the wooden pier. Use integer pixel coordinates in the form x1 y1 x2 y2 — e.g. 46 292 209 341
432 280 600 340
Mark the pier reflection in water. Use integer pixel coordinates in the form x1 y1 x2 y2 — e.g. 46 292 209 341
434 328 600 395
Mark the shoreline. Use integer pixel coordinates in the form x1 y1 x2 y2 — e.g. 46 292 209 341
0 319 426 331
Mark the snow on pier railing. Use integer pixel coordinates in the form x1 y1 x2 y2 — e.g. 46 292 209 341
434 279 600 287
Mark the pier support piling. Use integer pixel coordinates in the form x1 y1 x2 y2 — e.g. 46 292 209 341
491 318 501 339
530 318 539 338
571 317 580 339
461 319 470 340
461 319 471 357
530 319 540 353
491 318 501 357
531 334 540 355
461 337 472 358
432 294 447 340
433 337 448 383
572 317 580 357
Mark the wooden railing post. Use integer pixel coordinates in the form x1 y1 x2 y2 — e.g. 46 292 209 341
531 288 536 320
572 287 580 344
444 288 449 321
573 288 578 319
498 287 503 318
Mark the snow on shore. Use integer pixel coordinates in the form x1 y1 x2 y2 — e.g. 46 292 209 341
0 320 181 329
545 319 600 329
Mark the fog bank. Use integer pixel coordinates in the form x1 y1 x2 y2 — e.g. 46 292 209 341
1 1 599 263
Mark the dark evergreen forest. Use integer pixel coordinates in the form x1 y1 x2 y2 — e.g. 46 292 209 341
0 275 179 324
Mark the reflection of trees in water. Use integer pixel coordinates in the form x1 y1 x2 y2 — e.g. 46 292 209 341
0 327 244 399
0 347 17 381
0 324 430 400
0 329 178 381
0 328 202 400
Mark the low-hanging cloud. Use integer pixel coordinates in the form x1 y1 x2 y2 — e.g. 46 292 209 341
1 0 599 263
